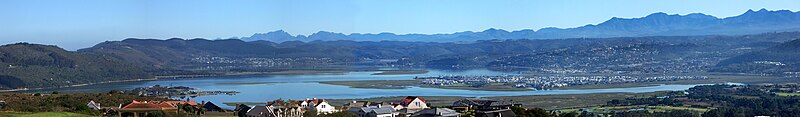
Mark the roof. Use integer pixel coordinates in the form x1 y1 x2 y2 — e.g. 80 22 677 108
412 108 460 117
203 101 225 111
235 104 251 110
370 107 395 114
402 96 425 103
398 108 422 114
347 101 370 107
302 98 327 107
476 109 516 117
165 100 199 106
246 106 268 116
351 106 395 114
267 101 284 107
121 100 176 109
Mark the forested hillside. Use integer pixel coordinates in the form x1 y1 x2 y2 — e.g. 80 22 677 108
0 43 150 89
714 38 800 74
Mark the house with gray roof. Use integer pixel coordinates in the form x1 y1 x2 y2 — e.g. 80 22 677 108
245 106 283 117
412 108 460 117
348 106 399 117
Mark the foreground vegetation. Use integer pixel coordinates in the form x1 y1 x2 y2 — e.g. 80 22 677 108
0 92 169 116
0 112 92 117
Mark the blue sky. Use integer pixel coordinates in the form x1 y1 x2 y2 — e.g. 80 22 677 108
1 0 799 50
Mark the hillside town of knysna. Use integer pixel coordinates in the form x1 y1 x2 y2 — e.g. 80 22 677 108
81 96 520 117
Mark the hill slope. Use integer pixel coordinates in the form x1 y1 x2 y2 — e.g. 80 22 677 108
0 43 150 89
714 39 800 74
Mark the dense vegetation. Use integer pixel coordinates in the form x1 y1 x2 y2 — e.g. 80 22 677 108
0 92 168 116
0 43 150 89
598 84 800 117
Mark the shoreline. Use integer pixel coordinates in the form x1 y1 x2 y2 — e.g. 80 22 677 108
0 69 431 92
318 74 798 91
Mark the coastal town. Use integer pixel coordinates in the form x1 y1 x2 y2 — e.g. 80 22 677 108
68 96 518 117
416 75 709 89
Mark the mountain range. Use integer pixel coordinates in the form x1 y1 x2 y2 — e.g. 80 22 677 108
3 9 800 90
243 9 800 42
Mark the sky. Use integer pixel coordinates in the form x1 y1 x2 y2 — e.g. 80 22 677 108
1 0 799 50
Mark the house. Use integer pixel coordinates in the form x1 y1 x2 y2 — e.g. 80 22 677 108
474 109 516 117
348 106 399 117
87 100 101 110
266 101 285 107
117 100 179 117
245 106 283 117
397 108 422 116
300 98 336 114
344 101 371 108
390 103 404 110
234 104 252 117
400 96 428 109
452 99 519 117
203 101 226 112
452 99 519 111
165 100 199 107
412 108 460 117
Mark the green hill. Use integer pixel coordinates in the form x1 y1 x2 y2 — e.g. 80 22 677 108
714 39 800 74
0 43 150 89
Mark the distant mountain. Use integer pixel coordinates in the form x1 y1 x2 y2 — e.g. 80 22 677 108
713 38 800 74
243 9 800 42
0 43 150 89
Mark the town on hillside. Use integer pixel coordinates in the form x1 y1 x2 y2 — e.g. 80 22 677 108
69 96 521 117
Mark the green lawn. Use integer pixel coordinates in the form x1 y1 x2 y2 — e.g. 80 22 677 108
648 105 709 112
0 112 93 117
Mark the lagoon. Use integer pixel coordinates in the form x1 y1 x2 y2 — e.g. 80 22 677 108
30 69 699 109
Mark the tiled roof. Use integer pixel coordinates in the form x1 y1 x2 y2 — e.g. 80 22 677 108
165 100 198 106
402 96 424 103
121 100 176 109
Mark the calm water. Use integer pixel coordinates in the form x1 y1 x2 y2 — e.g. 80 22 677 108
29 69 698 109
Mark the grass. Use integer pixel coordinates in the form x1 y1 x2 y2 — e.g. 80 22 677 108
776 92 800 96
0 112 92 117
486 91 671 109
648 105 709 112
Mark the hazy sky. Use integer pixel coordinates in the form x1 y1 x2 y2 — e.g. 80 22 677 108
1 0 799 50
